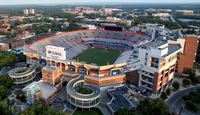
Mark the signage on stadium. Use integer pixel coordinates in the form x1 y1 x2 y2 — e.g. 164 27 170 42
46 45 66 60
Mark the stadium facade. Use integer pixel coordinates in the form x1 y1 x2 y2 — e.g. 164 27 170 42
20 29 198 108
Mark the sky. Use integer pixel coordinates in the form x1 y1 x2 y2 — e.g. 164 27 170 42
0 0 200 5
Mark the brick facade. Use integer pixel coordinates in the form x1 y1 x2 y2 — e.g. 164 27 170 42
177 36 199 74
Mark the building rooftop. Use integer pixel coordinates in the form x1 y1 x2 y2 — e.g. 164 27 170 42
140 41 167 49
43 66 57 71
23 80 57 99
163 44 182 58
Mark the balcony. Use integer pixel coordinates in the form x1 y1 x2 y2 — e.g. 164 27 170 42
140 81 153 90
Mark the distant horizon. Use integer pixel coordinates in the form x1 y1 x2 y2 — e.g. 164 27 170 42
1 2 200 6
1 1 200 5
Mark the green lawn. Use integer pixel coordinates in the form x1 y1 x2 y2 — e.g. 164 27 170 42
73 108 102 115
76 86 93 94
75 48 120 66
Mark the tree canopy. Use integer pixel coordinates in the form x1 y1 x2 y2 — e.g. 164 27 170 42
137 98 169 115
183 90 200 112
115 98 169 115
20 103 68 115
133 16 180 30
0 51 18 68
0 85 8 101
0 75 14 89
0 99 14 115
115 107 135 115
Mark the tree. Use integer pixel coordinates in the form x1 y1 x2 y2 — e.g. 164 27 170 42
166 88 171 95
0 99 14 115
20 103 67 115
16 94 26 103
0 85 8 101
137 98 169 115
160 92 168 100
0 75 14 88
182 79 191 87
0 51 18 68
172 81 180 90
115 107 135 115
133 16 180 29
196 41 200 63
16 53 26 62
188 70 200 84
183 90 200 112
185 100 200 112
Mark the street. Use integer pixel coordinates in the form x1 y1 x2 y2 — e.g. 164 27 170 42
167 84 200 114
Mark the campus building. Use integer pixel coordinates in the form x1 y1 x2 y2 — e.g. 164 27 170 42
23 66 63 104
176 35 199 75
129 35 198 96
138 41 183 95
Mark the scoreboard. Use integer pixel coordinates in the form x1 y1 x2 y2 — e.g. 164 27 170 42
46 45 66 60
104 25 123 31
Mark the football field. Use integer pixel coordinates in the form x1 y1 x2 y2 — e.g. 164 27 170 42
75 48 120 66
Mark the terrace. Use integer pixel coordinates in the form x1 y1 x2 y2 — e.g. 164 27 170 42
107 87 137 113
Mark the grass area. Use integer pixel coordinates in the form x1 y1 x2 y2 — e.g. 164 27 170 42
75 48 120 66
76 86 93 94
73 108 102 115
16 69 28 74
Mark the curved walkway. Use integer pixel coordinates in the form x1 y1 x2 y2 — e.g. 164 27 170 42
8 65 37 84
66 76 101 108
166 84 200 113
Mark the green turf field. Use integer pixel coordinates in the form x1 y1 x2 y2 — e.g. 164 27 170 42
73 108 102 115
75 48 120 66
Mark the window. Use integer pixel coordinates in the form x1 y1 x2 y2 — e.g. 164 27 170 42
161 76 163 81
165 72 168 77
162 70 164 74
170 68 174 73
149 73 154 76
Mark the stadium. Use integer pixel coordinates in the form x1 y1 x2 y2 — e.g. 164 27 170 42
24 29 152 87
25 30 151 69
23 29 152 108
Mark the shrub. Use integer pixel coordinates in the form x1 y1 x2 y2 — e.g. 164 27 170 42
185 100 200 112
182 79 191 87
166 88 171 95
172 81 180 90
0 75 14 88
16 94 26 103
188 71 200 84
0 85 8 100
160 92 168 100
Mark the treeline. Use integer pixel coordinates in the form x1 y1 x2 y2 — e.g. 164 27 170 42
133 16 180 30
196 42 200 64
20 103 68 115
0 75 14 115
115 98 170 115
0 51 26 68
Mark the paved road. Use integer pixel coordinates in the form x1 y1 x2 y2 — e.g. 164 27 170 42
170 15 176 23
166 84 200 114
